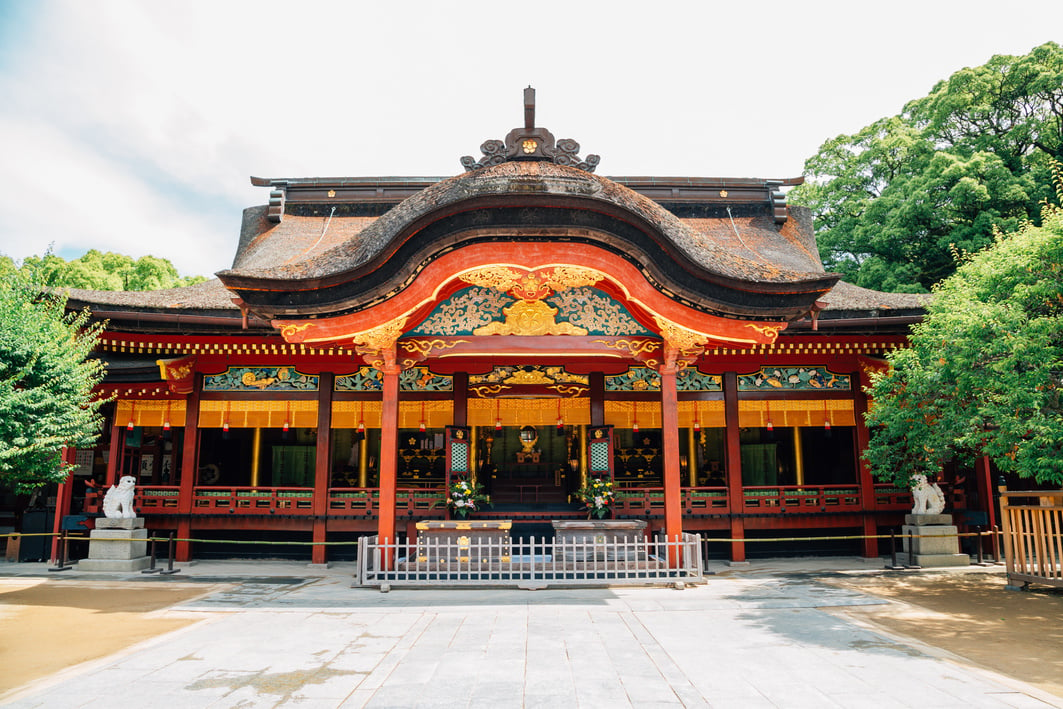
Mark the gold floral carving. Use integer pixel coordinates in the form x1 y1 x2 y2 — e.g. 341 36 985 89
544 267 604 291
474 300 588 336
503 368 555 385
593 338 661 359
280 322 313 341
470 384 510 396
352 319 407 370
654 317 710 371
550 384 588 397
744 323 785 341
459 267 525 292
459 266 604 299
401 338 468 358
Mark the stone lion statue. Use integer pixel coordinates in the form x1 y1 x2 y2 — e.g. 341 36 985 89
102 475 138 519
910 473 946 515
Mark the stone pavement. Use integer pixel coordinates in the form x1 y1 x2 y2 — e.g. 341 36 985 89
1 558 1060 708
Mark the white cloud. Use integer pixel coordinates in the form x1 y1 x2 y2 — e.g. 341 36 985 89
0 117 237 275
1 0 1061 276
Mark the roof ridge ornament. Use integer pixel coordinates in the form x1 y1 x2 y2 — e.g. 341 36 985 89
461 87 600 173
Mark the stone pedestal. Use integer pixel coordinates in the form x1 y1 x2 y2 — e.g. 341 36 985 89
77 518 152 572
552 520 648 561
901 513 970 567
414 520 511 562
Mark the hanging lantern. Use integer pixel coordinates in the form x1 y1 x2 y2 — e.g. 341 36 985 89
765 400 774 433
494 399 502 432
222 403 231 439
419 402 427 432
357 420 365 434
693 402 701 432
556 398 564 434
127 401 136 431
823 400 832 436
693 420 700 433
632 402 639 434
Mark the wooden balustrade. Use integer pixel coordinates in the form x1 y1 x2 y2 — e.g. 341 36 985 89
1000 489 1063 590
78 482 969 523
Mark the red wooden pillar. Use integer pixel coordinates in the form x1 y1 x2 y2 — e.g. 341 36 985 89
312 373 334 565
853 370 878 558
175 374 202 561
377 364 400 550
453 372 468 426
105 423 122 486
723 372 746 562
660 363 682 562
975 455 996 554
590 372 605 426
49 447 77 562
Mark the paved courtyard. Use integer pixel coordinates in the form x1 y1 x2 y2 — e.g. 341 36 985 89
1 560 1060 708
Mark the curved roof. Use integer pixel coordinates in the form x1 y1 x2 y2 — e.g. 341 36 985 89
218 162 839 323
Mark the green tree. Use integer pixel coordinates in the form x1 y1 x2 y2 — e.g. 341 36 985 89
791 42 1062 292
864 167 1063 486
18 250 205 291
0 272 107 492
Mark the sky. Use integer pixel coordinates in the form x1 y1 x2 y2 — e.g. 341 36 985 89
1 0 1061 278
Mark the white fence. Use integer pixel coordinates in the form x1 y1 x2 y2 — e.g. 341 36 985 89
355 533 705 588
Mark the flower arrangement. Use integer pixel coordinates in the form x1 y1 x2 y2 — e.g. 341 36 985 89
442 477 490 519
575 475 618 519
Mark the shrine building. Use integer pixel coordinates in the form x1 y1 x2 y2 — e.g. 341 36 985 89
56 89 976 564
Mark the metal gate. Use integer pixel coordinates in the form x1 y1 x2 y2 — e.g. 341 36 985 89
355 532 704 588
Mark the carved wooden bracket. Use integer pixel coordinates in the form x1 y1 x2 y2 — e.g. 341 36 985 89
352 319 407 372
654 316 708 371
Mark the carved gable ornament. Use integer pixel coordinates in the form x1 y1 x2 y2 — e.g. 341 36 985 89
461 87 600 173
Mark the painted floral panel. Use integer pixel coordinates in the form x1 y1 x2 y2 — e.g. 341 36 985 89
547 287 652 336
737 367 851 391
408 287 512 336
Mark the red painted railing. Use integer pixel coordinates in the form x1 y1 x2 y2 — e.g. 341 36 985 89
873 484 914 511
79 482 947 520
741 485 863 513
193 487 316 514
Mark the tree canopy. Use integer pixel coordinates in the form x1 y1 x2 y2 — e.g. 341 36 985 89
863 166 1063 487
791 42 1063 293
0 250 206 291
0 272 107 492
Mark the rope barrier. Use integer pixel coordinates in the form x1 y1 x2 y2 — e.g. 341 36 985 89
2 529 1003 546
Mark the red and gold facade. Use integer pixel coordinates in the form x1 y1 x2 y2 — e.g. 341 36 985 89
60 94 962 563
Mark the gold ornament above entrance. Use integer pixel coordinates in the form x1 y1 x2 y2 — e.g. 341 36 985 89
459 265 604 300
461 266 604 336
474 299 588 336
